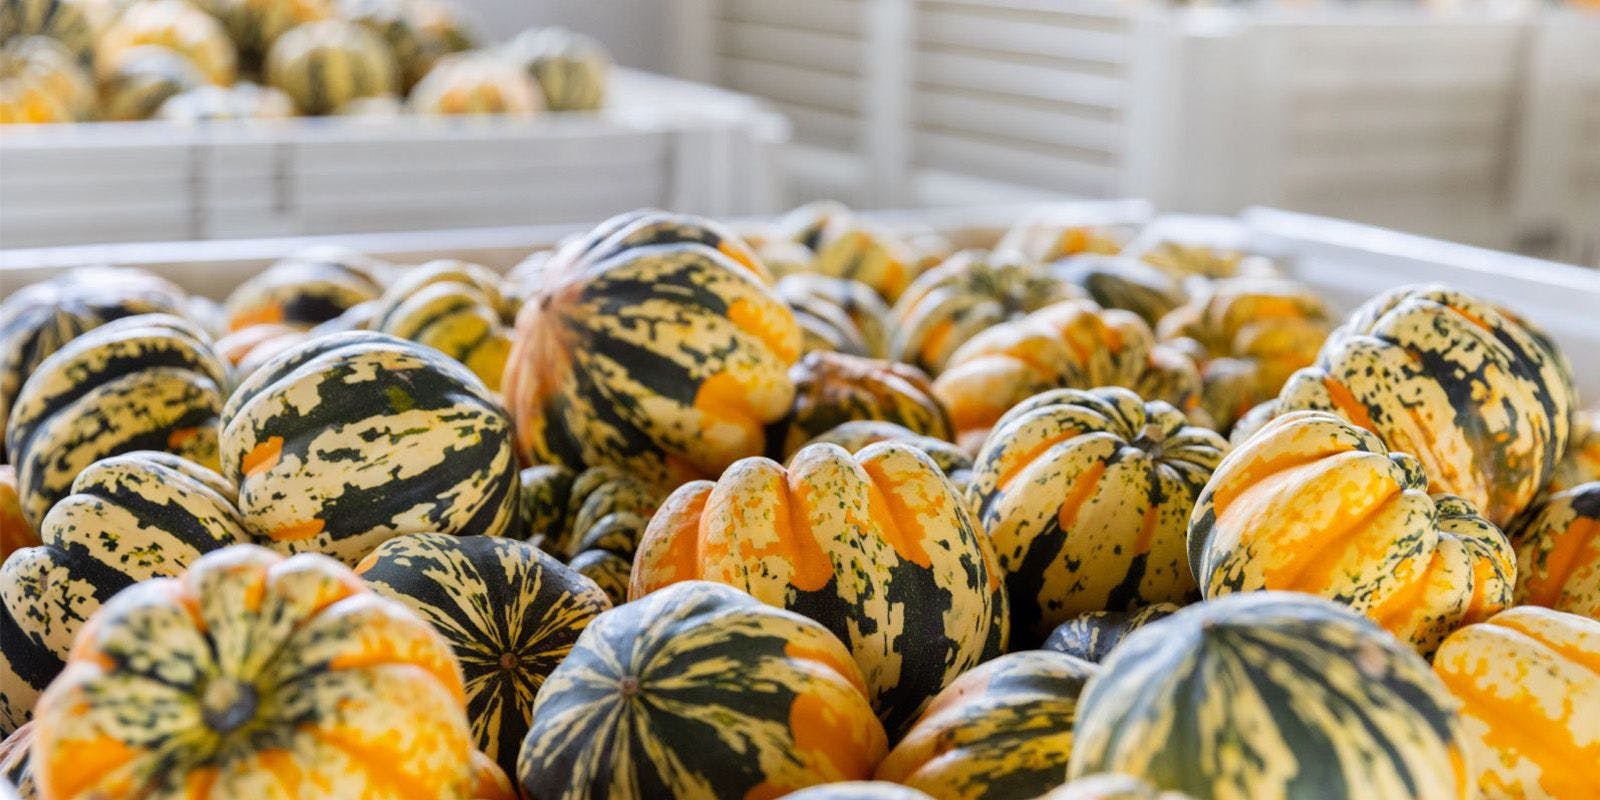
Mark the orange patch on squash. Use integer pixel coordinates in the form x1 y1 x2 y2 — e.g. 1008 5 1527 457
270 519 325 542
167 427 201 450
728 297 799 364
860 463 933 569
1321 376 1378 434
694 372 758 427
785 640 867 698
919 319 956 367
0 466 38 559
1436 667 1600 799
1522 517 1600 610
229 303 286 332
991 428 1082 492
1365 554 1432 633
40 734 140 798
786 692 882 786
781 479 841 593
1056 462 1107 532
185 765 219 798
242 437 284 477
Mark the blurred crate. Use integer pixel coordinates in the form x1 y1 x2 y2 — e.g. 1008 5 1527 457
1510 10 1600 266
0 69 791 249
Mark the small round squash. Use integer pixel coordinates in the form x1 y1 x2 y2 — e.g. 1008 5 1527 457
773 351 952 458
630 441 1008 735
356 533 611 778
98 44 206 121
30 544 482 798
1509 481 1599 618
517 580 888 800
0 0 96 63
1191 410 1516 654
970 387 1226 641
772 203 922 303
1042 604 1180 664
1432 606 1599 800
1048 255 1185 327
801 420 974 492
266 18 399 115
778 274 892 359
371 259 514 390
1067 592 1473 800
0 35 94 124
1274 284 1574 528
0 450 250 734
205 0 334 63
875 650 1099 800
96 0 238 85
409 50 542 116
504 25 609 111
516 463 663 604
220 331 520 564
223 245 390 332
994 215 1126 263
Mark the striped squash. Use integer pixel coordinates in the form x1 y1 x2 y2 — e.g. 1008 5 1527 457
204 0 332 63
505 26 610 111
98 45 205 121
771 204 923 303
0 0 95 62
0 267 190 463
773 201 854 253
0 466 31 560
410 51 542 116
1132 242 1279 285
407 0 476 60
801 420 974 493
517 464 662 605
773 351 952 459
1067 591 1472 800
96 0 238 85
223 245 390 331
220 331 519 564
517 580 888 800
933 300 1201 452
0 722 32 800
214 323 308 379
994 215 1126 264
5 313 226 528
1156 277 1331 432
355 533 611 778
265 19 399 115
502 210 799 486
876 650 1099 800
970 387 1226 641
0 35 94 124
30 544 481 798
1042 604 1180 664
786 783 936 800
1049 255 1185 327
890 251 1083 376
630 441 1008 735
1509 482 1600 618
372 260 514 390
1191 410 1516 653
1039 775 1194 800
1549 409 1600 492
343 0 430 88
0 450 250 734
1432 606 1599 799
1274 284 1574 528
778 274 892 359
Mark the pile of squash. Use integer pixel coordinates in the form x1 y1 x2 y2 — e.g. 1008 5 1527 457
0 203 1596 800
1 0 609 123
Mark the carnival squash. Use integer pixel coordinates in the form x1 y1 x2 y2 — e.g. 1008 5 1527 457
778 274 892 359
1068 592 1472 800
1509 482 1599 618
1041 604 1180 664
1048 255 1185 327
410 51 542 115
630 441 1008 734
773 351 952 458
772 202 922 302
993 215 1125 264
222 245 389 332
504 25 609 112
970 387 1226 641
1190 410 1516 653
266 19 399 115
517 464 663 605
516 580 887 800
800 420 974 493
220 331 519 563
371 259 514 390
96 0 238 85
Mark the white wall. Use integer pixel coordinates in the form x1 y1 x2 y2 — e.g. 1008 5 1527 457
464 0 669 71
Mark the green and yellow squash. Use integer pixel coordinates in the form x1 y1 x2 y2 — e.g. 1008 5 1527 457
265 18 399 115
1131 241 1279 285
890 251 1082 376
1509 482 1599 618
800 420 974 493
504 25 609 112
96 0 238 86
409 51 542 116
0 451 251 734
1274 284 1574 528
355 533 611 778
517 579 887 799
371 259 514 390
342 0 430 89
97 45 206 121
220 331 519 564
1432 606 1598 799
1190 410 1516 653
970 387 1226 641
205 0 333 65
503 210 799 486
0 34 94 124
1067 591 1472 800
5 313 226 528
517 463 663 605
1048 255 1186 328
773 351 952 459
933 300 1200 451
631 441 1008 735
0 0 96 62
223 245 390 332
771 204 921 303
1042 604 1180 664
30 544 482 798
875 650 1099 800
994 215 1125 264
778 274 892 359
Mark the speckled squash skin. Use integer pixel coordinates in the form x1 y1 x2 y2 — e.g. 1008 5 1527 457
0 721 33 800
1038 774 1195 800
1432 606 1599 800
1509 482 1600 618
223 246 390 332
875 650 1098 800
772 202 922 303
1274 284 1573 528
29 544 481 798
778 274 892 359
516 464 663 605
1156 277 1331 432
0 467 34 562
516 580 888 800
774 352 953 459
933 300 1201 451
889 251 1083 376
371 259 514 390
220 331 519 564
970 387 1226 642
1042 604 1181 664
503 211 800 486
1191 410 1516 653
1048 255 1186 327
0 451 251 734
630 441 1008 735
0 267 191 463
1067 592 1472 800
801 420 974 493
5 314 226 529
1548 409 1600 492
355 533 611 778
